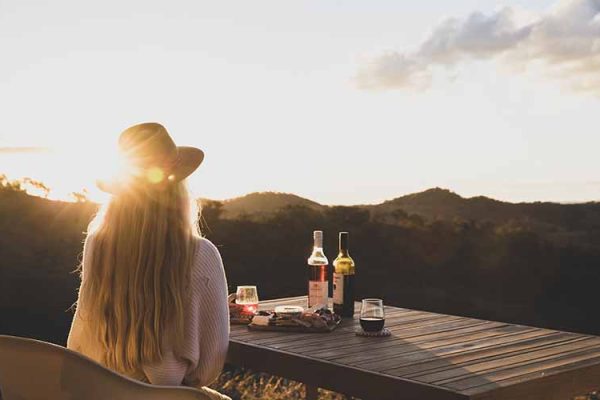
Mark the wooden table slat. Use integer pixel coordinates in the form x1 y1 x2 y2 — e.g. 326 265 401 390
347 328 551 370
449 345 600 392
422 337 600 385
277 316 470 352
273 319 491 358
292 322 503 358
383 332 580 378
465 354 600 399
315 322 508 360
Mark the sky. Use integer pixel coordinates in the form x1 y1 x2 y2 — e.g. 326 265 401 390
1 0 600 205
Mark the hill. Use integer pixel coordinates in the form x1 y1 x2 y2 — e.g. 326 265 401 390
210 188 600 247
218 192 324 220
372 187 599 223
368 188 600 247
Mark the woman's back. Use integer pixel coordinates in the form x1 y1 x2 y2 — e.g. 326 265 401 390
68 234 229 387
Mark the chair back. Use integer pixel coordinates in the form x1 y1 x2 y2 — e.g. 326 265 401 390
0 335 210 400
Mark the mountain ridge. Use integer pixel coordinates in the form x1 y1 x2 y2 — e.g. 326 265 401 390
211 187 599 210
212 188 600 228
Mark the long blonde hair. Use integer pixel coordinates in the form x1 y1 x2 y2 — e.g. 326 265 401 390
79 180 200 374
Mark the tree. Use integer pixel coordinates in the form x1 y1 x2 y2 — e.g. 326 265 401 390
22 177 51 198
70 189 89 203
0 174 23 191
201 200 224 222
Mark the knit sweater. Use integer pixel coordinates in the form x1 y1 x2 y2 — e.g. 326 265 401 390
67 234 230 388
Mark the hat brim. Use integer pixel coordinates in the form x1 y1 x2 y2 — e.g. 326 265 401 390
97 146 204 194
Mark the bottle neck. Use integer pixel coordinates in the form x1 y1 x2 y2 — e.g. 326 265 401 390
338 232 349 256
313 231 323 249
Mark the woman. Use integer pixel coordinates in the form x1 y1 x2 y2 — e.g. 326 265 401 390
68 122 230 399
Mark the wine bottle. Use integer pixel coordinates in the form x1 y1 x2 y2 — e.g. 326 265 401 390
307 230 329 308
333 232 355 318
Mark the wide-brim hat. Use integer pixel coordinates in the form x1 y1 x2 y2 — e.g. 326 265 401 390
97 122 204 194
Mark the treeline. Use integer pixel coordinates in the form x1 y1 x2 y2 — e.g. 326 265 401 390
2 185 600 348
204 200 600 335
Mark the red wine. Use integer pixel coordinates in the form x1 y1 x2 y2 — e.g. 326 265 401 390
308 264 328 306
309 264 327 281
360 317 385 332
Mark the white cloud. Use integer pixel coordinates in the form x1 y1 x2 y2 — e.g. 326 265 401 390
0 147 47 153
357 0 600 94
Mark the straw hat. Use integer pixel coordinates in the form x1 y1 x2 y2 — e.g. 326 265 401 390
97 122 204 194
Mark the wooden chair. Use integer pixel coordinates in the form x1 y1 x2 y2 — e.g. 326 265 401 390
0 335 210 400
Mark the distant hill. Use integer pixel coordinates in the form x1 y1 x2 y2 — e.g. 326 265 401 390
370 187 528 223
207 188 600 241
370 187 600 232
217 192 324 220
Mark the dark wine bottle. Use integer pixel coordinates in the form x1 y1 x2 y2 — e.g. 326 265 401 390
333 232 355 318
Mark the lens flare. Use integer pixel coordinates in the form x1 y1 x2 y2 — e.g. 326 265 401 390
146 167 164 184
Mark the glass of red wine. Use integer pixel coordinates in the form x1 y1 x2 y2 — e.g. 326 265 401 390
360 298 385 332
235 285 259 315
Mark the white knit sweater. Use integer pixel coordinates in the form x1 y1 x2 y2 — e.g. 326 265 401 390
67 235 230 389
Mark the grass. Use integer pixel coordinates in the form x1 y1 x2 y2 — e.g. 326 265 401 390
210 368 600 400
210 367 356 400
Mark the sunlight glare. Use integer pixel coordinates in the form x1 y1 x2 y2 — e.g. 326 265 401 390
146 167 165 184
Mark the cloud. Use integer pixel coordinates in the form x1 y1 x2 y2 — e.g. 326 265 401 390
357 0 600 94
0 147 48 154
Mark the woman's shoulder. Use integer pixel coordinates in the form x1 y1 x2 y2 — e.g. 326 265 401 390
80 231 99 277
192 236 222 259
191 236 224 278
84 229 101 253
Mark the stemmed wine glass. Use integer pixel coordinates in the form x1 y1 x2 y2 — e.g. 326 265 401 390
235 285 259 315
360 298 385 332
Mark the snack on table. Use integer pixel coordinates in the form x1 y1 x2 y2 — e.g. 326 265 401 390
274 305 304 318
251 315 273 326
250 306 340 331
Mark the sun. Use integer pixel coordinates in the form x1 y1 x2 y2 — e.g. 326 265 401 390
26 145 131 203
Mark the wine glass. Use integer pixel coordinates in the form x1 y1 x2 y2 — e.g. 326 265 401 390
235 285 259 315
360 298 385 332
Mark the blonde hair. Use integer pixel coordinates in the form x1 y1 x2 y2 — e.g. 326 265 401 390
79 180 200 374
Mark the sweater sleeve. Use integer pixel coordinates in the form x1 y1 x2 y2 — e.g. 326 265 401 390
183 238 230 388
67 233 95 351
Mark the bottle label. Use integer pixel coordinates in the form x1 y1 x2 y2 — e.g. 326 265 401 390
308 281 328 307
333 273 344 304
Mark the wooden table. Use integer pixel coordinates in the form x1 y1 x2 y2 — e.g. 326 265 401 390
227 296 600 400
